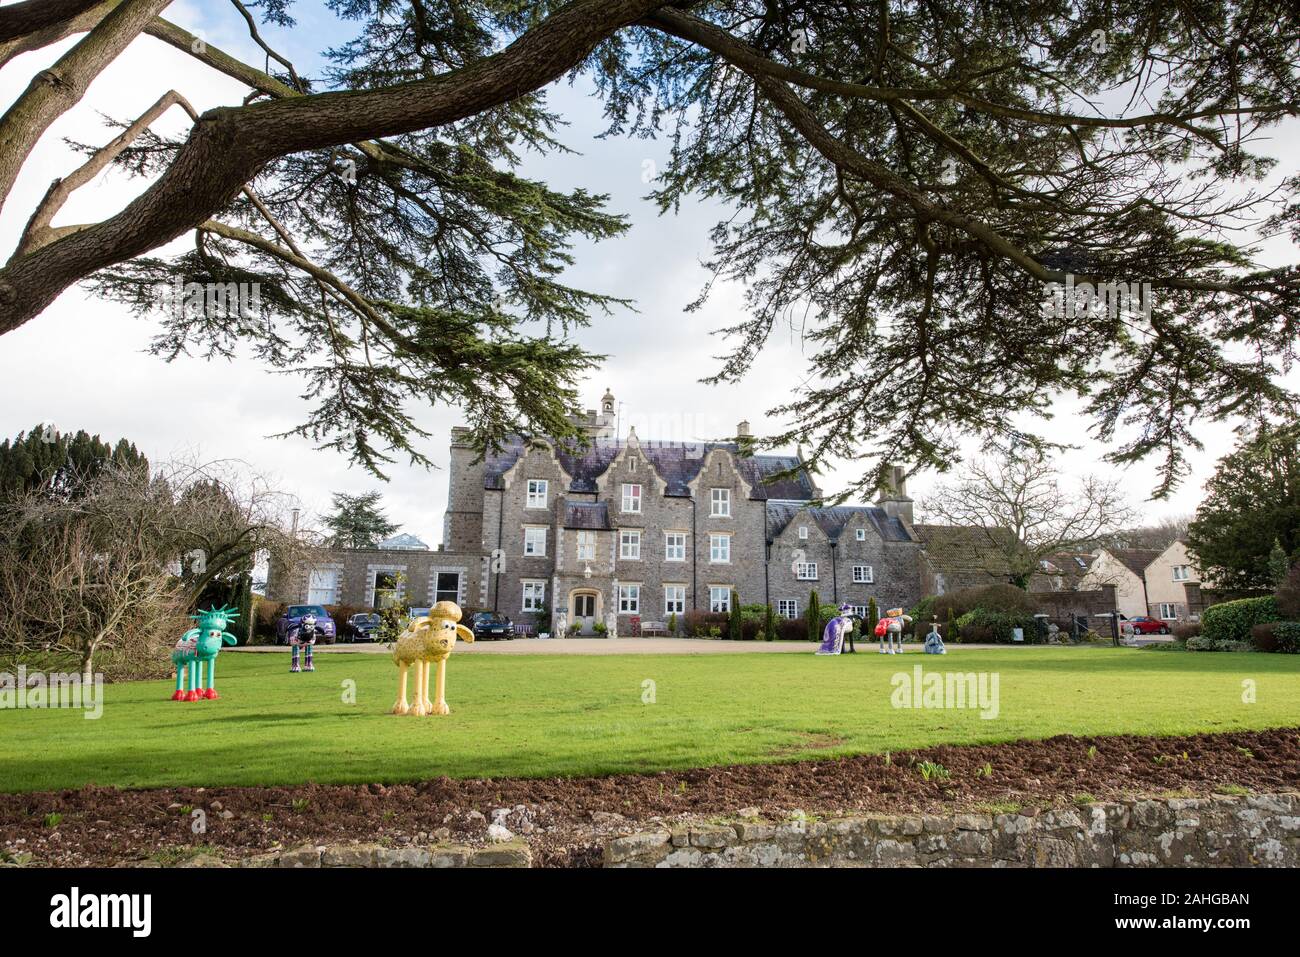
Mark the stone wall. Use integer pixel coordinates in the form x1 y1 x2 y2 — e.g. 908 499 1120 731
603 792 1300 868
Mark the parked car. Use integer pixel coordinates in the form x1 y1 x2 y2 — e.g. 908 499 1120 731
346 612 381 642
276 605 337 644
470 611 515 640
1124 615 1172 635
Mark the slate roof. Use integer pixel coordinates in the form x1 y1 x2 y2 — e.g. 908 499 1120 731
482 437 818 500
1108 547 1161 578
767 503 914 543
563 502 611 530
913 523 1017 579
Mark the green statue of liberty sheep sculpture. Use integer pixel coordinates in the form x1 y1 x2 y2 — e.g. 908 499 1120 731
171 605 240 701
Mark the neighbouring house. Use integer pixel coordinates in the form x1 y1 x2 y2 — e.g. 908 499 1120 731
915 524 1018 595
1078 547 1161 619
1143 539 1206 622
269 390 927 634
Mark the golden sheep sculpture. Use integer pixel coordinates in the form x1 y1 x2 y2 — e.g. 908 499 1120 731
391 601 474 716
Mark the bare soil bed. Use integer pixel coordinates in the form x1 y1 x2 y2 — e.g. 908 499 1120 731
3 727 1297 867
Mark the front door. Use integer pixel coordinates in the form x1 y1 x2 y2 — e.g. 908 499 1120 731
573 593 597 634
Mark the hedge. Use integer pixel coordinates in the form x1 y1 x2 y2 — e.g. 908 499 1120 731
1201 596 1279 644
955 608 1038 644
1251 621 1300 654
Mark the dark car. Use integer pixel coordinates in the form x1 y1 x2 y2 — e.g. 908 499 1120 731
1125 615 1172 635
276 605 337 644
346 612 381 642
470 611 515 640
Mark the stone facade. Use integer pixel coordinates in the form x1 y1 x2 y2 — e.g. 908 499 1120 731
270 393 928 629
268 545 484 612
603 792 1300 868
444 395 924 633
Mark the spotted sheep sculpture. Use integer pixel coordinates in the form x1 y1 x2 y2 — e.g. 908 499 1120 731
391 601 474 716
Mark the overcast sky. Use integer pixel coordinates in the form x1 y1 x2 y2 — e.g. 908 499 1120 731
1 2 1296 546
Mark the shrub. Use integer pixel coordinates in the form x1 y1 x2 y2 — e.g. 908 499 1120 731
1171 621 1201 641
762 604 776 642
932 583 1036 623
1201 596 1279 644
956 609 1037 644
1251 621 1300 654
728 591 743 641
1185 635 1217 651
1276 564 1300 619
777 617 807 642
1187 636 1254 652
807 589 822 641
252 598 286 644
684 610 728 637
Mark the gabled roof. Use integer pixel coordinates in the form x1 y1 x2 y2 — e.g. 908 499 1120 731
1106 547 1162 578
483 437 818 500
913 523 1016 578
767 503 914 543
563 502 611 530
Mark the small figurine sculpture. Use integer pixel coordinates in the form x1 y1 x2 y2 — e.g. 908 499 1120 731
551 609 566 640
605 611 618 639
924 618 946 655
816 603 856 655
172 605 240 701
290 613 318 673
392 601 474 716
874 607 912 655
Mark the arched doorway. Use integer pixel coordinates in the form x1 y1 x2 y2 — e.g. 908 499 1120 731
568 589 603 635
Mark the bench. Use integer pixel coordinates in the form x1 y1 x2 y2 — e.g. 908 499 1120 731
639 620 669 636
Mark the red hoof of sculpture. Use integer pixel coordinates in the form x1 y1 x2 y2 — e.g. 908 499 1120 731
171 690 185 701
184 690 201 702
204 688 219 699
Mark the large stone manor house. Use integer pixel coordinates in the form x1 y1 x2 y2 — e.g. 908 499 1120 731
272 390 928 634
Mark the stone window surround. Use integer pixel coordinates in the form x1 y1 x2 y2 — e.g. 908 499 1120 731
664 530 687 561
663 583 686 615
707 585 732 613
618 582 641 614
796 561 819 581
523 525 548 557
619 528 643 560
430 567 468 605
522 579 547 612
525 478 549 509
621 483 643 513
364 563 408 608
710 487 731 517
852 564 875 584
306 562 344 605
576 529 597 561
709 531 732 564
777 598 799 619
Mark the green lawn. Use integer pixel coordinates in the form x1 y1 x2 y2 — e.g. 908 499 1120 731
2 647 1299 793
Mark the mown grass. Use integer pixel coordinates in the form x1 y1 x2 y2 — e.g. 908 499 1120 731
1 646 1298 792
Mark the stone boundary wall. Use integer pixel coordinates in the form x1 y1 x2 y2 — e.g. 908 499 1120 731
228 841 531 868
603 792 1300 868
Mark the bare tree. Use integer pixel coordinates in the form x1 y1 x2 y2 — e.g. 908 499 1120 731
922 452 1135 589
0 457 304 678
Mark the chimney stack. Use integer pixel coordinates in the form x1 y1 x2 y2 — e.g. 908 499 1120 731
877 465 914 526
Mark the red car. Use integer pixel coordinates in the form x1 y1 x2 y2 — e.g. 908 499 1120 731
1125 616 1172 635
